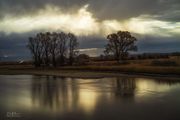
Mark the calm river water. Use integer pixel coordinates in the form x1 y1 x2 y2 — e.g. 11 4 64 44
0 75 180 120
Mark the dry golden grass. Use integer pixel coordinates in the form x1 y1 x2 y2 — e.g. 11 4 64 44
0 57 179 76
59 65 180 75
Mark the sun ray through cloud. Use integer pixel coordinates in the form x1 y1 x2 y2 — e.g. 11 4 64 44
0 4 179 37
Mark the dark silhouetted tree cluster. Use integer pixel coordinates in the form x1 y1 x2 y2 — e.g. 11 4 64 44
27 32 78 67
104 31 137 62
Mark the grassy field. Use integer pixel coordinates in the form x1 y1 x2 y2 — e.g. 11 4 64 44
59 65 180 75
0 58 179 78
58 57 180 75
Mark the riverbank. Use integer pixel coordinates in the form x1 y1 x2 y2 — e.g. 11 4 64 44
0 64 179 79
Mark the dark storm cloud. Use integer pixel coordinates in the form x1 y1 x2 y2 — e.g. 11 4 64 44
153 10 180 22
0 33 31 60
137 35 180 53
0 0 179 21
88 0 180 21
0 0 87 18
78 36 106 49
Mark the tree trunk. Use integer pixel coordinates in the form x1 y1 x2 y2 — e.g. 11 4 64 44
52 55 56 67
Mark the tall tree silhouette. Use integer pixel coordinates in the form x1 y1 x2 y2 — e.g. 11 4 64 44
28 32 79 67
49 32 59 67
41 32 51 66
104 31 137 62
57 32 67 66
27 35 43 67
68 33 79 65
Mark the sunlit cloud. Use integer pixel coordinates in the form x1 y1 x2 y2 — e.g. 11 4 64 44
0 4 179 37
79 48 103 57
126 15 180 37
79 48 99 52
101 20 124 35
0 4 99 36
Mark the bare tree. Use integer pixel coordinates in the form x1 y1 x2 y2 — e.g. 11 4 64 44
104 31 137 62
27 35 44 67
28 32 79 67
57 32 67 66
41 32 51 66
68 33 79 65
49 32 59 67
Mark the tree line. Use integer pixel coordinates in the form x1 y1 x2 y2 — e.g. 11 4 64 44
27 32 78 67
28 31 137 67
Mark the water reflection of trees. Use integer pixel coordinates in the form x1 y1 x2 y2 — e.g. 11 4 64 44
31 75 79 111
114 77 136 98
31 76 137 112
154 79 180 86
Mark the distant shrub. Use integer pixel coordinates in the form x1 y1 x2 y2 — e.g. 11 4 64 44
76 54 90 65
118 60 130 65
151 60 177 66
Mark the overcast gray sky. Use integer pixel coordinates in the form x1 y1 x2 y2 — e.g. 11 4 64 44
0 0 179 60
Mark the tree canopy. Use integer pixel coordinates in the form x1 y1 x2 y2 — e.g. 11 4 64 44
27 32 78 67
104 31 137 61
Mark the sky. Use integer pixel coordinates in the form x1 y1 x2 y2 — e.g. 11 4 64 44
0 0 179 61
